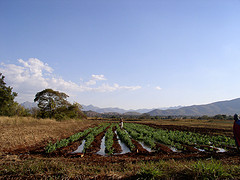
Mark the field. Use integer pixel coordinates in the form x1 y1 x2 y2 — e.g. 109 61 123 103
1 117 240 179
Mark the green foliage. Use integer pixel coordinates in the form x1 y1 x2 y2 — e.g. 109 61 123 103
83 123 110 152
14 104 31 116
192 159 232 179
105 124 116 154
124 123 235 151
34 89 86 120
116 124 135 151
0 73 18 116
54 112 69 121
137 167 163 179
34 89 69 112
124 124 156 149
45 125 95 153
55 102 86 120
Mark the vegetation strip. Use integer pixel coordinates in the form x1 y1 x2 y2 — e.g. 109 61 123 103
124 123 235 152
104 123 116 154
45 125 99 153
83 123 110 152
45 122 235 154
124 124 156 149
116 124 135 151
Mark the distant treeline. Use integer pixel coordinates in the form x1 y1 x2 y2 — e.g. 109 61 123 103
84 111 234 121
0 73 86 120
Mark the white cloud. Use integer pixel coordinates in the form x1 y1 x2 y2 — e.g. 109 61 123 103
156 86 162 90
92 74 106 81
85 74 106 86
94 83 141 92
18 58 53 76
0 58 141 102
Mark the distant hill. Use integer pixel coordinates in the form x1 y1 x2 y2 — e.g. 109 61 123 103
81 105 128 114
81 104 180 114
148 98 240 116
123 111 142 116
23 98 240 117
21 101 38 109
83 110 101 117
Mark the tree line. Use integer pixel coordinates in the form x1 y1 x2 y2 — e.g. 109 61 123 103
0 73 86 120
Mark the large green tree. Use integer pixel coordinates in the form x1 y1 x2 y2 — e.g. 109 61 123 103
0 73 18 116
34 89 70 117
34 89 86 120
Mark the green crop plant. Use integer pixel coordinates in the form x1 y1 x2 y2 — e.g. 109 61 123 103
83 123 110 152
45 125 101 153
105 124 116 154
124 124 156 149
116 124 135 151
123 123 235 152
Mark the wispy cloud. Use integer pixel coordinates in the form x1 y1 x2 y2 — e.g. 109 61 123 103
156 86 162 90
85 74 106 86
0 58 141 102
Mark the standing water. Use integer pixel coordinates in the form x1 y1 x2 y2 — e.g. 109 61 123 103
169 146 180 152
115 131 131 154
124 129 152 152
72 140 86 153
139 142 152 152
96 136 106 156
210 146 227 153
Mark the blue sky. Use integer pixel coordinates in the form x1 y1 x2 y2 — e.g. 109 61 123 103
1 0 240 109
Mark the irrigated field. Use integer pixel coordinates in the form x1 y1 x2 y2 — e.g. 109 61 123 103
1 117 240 179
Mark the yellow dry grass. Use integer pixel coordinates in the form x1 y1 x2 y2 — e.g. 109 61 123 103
0 116 99 152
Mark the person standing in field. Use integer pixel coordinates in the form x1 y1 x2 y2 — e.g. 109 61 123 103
120 117 124 129
233 114 240 151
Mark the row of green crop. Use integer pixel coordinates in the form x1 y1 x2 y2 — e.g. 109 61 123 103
45 125 98 153
124 124 156 149
116 123 135 151
83 123 110 152
104 123 116 154
124 123 235 151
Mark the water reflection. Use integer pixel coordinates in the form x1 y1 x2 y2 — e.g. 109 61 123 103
97 136 106 156
139 142 152 152
72 140 85 153
115 131 131 154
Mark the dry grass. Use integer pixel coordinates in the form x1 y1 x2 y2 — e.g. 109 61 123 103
1 117 240 179
0 116 100 152
1 157 240 179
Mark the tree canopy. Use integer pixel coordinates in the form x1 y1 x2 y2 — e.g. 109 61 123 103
34 89 70 112
34 89 86 120
0 73 18 116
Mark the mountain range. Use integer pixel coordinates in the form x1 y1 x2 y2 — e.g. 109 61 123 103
20 97 240 116
81 104 182 114
147 98 240 116
21 101 38 109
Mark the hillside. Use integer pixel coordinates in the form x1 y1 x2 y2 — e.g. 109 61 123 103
81 104 156 114
21 98 240 116
21 101 38 109
148 98 240 116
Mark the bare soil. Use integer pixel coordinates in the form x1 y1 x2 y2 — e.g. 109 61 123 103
139 123 233 137
112 127 122 153
2 123 239 166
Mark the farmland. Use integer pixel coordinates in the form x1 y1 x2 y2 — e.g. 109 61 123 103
1 117 240 179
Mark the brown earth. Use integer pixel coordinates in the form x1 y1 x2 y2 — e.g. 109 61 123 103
112 127 122 153
139 123 233 137
1 120 240 179
2 122 239 164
